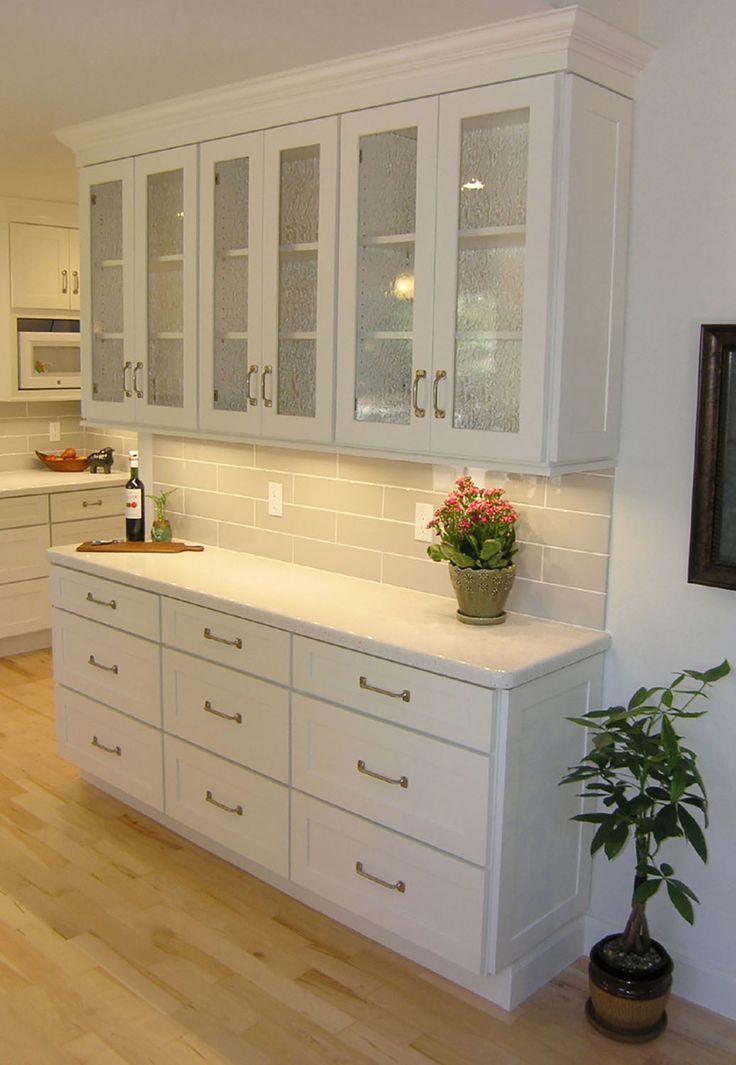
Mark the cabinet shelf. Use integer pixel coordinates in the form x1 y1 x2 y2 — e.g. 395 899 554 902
154 253 184 263
457 226 526 248
98 258 123 269
221 248 249 259
222 332 249 341
456 330 523 342
279 331 317 341
151 331 184 341
361 233 416 248
360 330 414 341
280 242 318 255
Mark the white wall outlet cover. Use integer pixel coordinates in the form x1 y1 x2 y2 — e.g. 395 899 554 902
267 481 283 517
49 421 61 442
414 502 435 543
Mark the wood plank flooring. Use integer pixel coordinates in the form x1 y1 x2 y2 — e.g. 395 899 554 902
0 649 734 1064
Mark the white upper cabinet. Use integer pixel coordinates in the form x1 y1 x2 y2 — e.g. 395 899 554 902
10 223 80 310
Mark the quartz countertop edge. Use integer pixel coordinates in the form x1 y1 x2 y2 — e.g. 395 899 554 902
47 543 611 689
0 469 127 497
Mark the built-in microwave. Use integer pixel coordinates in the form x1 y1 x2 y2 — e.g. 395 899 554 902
17 317 81 390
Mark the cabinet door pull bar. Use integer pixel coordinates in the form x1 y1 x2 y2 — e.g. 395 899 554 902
61 268 68 294
205 789 243 816
203 699 242 724
86 591 116 610
72 270 79 295
246 364 258 406
261 365 273 407
88 654 118 674
359 676 410 702
82 499 103 508
203 627 242 649
133 361 144 399
355 860 406 893
91 735 122 756
433 369 447 419
123 360 133 397
357 759 408 789
412 369 427 418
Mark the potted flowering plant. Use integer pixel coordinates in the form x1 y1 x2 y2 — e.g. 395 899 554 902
427 476 518 624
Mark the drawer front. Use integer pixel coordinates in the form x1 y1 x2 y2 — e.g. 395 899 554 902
293 636 493 751
0 577 50 638
52 608 160 726
165 735 289 877
0 524 49 584
55 685 163 811
0 493 48 530
291 793 485 973
292 694 490 864
162 597 289 684
50 486 122 524
163 648 289 782
50 564 160 640
51 515 122 548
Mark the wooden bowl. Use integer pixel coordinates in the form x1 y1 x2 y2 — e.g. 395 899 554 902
35 450 90 472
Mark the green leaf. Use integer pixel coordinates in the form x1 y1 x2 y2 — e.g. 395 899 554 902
479 538 502 561
667 881 695 924
604 821 629 859
678 804 708 863
590 822 613 856
660 716 679 762
669 767 688 802
592 733 615 750
652 804 681 843
668 878 699 903
632 879 661 906
571 812 611 824
426 544 444 562
566 717 602 729
702 659 731 682
629 686 653 710
660 862 674 877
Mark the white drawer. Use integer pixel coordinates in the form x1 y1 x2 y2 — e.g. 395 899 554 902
0 524 49 584
0 493 48 530
50 486 122 523
162 648 289 782
162 597 289 684
50 564 160 640
164 735 289 877
52 608 160 726
292 694 490 864
51 515 122 547
0 577 50 638
291 793 485 973
293 636 493 751
55 685 163 811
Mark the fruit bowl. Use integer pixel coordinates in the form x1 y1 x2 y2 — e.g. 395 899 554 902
35 450 90 472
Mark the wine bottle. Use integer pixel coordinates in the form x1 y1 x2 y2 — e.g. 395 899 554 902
125 450 145 542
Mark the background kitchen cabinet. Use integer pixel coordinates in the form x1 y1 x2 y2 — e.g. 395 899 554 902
10 222 80 310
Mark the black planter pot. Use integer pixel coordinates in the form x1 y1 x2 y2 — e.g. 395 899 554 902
587 934 674 1043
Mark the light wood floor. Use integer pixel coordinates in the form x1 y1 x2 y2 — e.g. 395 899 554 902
1 650 735 1065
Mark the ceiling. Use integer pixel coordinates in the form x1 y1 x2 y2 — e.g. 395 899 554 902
0 0 639 205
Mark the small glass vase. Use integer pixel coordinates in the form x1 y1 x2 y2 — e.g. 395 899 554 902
151 518 172 542
448 563 516 625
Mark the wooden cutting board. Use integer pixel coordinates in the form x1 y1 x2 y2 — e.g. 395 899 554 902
76 540 204 553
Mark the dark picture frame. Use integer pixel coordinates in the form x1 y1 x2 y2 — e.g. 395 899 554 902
688 324 736 589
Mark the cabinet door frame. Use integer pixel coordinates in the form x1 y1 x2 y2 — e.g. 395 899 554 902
335 98 439 453
198 132 265 436
10 222 74 311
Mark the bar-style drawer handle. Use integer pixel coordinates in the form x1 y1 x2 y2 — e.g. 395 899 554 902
355 860 406 894
91 735 121 756
88 654 118 674
205 789 243 816
203 699 242 724
82 499 103 508
357 759 408 789
203 627 242 649
86 591 116 610
359 676 410 703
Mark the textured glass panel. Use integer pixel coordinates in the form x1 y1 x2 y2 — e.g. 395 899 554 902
215 256 248 336
148 169 184 257
215 157 249 252
355 338 412 424
213 339 249 412
456 244 525 333
358 245 415 333
359 129 417 238
459 111 529 230
453 339 521 433
280 147 320 245
148 339 183 408
92 263 123 335
149 261 183 335
91 337 124 404
279 254 317 333
90 180 123 261
277 339 316 418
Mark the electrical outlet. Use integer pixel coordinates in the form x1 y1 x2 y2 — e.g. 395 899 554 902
49 421 61 442
414 502 435 543
267 480 283 517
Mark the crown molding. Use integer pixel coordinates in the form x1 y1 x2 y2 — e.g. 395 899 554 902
56 5 654 167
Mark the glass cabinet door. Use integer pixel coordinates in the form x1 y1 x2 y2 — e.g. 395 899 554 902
431 78 556 463
199 133 264 434
80 158 135 423
336 99 438 451
261 118 337 442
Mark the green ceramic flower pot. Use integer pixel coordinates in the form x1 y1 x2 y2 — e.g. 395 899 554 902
448 563 515 625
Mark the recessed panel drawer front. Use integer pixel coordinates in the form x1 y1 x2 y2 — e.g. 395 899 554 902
0 493 48 530
52 609 160 725
162 648 289 782
293 636 493 751
291 793 485 973
164 735 289 877
50 564 160 640
292 694 490 864
0 578 50 637
162 597 290 684
50 487 123 523
55 685 163 811
0 524 50 584
51 516 122 548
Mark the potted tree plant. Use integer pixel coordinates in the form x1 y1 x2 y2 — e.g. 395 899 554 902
560 659 730 1042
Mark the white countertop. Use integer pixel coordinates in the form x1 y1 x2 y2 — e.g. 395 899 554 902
0 469 127 497
48 543 610 689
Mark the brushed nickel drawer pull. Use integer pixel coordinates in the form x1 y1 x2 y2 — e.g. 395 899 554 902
355 860 406 894
433 369 447 419
86 591 116 610
412 369 427 418
203 627 242 649
357 759 408 789
203 699 242 724
359 676 410 703
82 499 103 508
205 789 243 816
246 364 258 406
91 735 121 756
261 365 273 407
88 654 118 674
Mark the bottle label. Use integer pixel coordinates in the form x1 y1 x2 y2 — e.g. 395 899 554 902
125 488 142 516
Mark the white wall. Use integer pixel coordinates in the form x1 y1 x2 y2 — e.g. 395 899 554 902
593 0 736 1020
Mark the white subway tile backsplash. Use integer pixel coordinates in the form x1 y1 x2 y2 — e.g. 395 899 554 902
255 500 336 541
295 475 383 517
545 472 614 515
218 465 295 503
218 522 293 562
294 538 382 582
